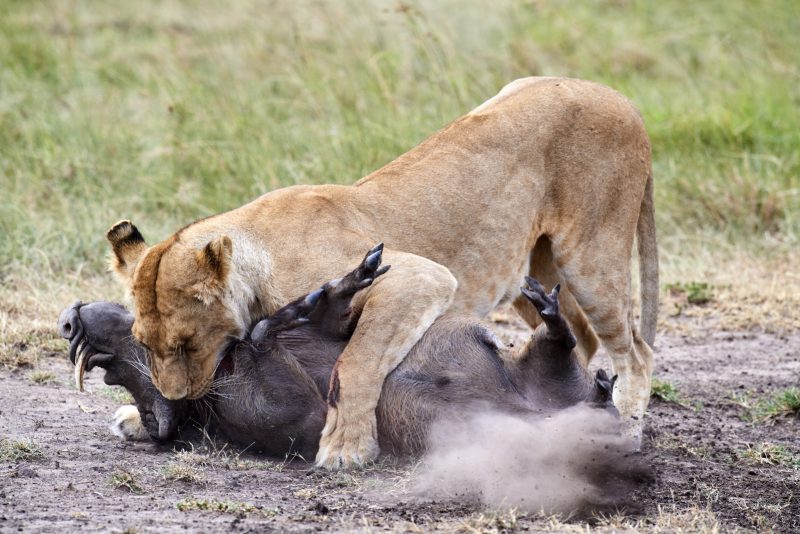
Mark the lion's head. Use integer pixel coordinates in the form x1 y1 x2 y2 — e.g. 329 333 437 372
106 220 243 400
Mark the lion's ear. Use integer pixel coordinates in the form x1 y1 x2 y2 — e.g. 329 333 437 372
192 235 233 305
107 220 148 285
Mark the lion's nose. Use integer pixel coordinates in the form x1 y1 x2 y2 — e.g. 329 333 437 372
58 301 83 340
159 384 189 401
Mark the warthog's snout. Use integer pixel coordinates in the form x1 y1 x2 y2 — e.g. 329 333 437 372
58 300 83 346
57 301 135 392
58 301 91 390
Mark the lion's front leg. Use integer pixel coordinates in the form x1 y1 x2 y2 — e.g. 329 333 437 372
315 250 458 469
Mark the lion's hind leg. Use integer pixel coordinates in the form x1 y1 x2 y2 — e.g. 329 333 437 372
550 231 653 448
315 249 457 469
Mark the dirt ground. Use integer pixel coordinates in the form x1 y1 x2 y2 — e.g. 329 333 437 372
1 309 798 533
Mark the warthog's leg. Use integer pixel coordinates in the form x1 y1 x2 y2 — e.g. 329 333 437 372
252 244 391 343
315 249 457 469
519 277 576 349
511 277 594 408
311 244 391 338
513 236 599 367
249 288 325 341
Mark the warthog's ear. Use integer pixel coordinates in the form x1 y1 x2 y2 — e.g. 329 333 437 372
192 235 232 305
107 220 148 285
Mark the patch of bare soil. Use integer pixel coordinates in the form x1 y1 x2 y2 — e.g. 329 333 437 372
641 330 800 532
1 315 798 533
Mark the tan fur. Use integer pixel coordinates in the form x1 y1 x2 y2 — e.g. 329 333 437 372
106 77 659 466
109 405 149 441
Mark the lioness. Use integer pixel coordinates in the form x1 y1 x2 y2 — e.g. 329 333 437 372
106 77 658 468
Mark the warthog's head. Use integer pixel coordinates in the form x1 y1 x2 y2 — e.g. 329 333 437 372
58 300 188 440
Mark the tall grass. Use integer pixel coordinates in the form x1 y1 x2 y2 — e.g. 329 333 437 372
1 0 798 284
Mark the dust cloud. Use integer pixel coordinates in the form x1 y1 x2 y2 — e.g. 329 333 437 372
413 404 650 514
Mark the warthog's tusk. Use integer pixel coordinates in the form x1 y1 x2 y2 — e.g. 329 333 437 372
66 321 88 393
74 348 87 393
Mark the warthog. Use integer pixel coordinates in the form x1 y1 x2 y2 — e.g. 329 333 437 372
58 247 618 459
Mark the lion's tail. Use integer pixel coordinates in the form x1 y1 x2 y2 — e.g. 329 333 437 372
636 168 659 348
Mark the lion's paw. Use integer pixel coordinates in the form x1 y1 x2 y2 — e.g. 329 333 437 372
109 405 149 441
315 407 380 469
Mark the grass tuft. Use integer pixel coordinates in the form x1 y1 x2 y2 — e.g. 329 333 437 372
109 470 144 494
174 446 274 471
756 388 800 420
731 388 800 423
176 498 278 517
292 487 317 500
457 509 520 532
736 442 800 469
653 433 709 460
28 369 57 385
163 462 204 483
98 386 135 404
0 438 45 462
666 281 714 306
650 378 692 409
651 378 680 402
0 348 37 370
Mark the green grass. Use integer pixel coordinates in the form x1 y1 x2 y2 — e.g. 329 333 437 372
97 385 135 404
0 438 45 462
0 0 798 289
749 388 800 422
108 469 144 494
665 281 714 305
736 442 800 469
731 387 800 423
28 369 58 385
650 377 689 406
650 380 674 401
163 461 204 483
176 497 278 517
